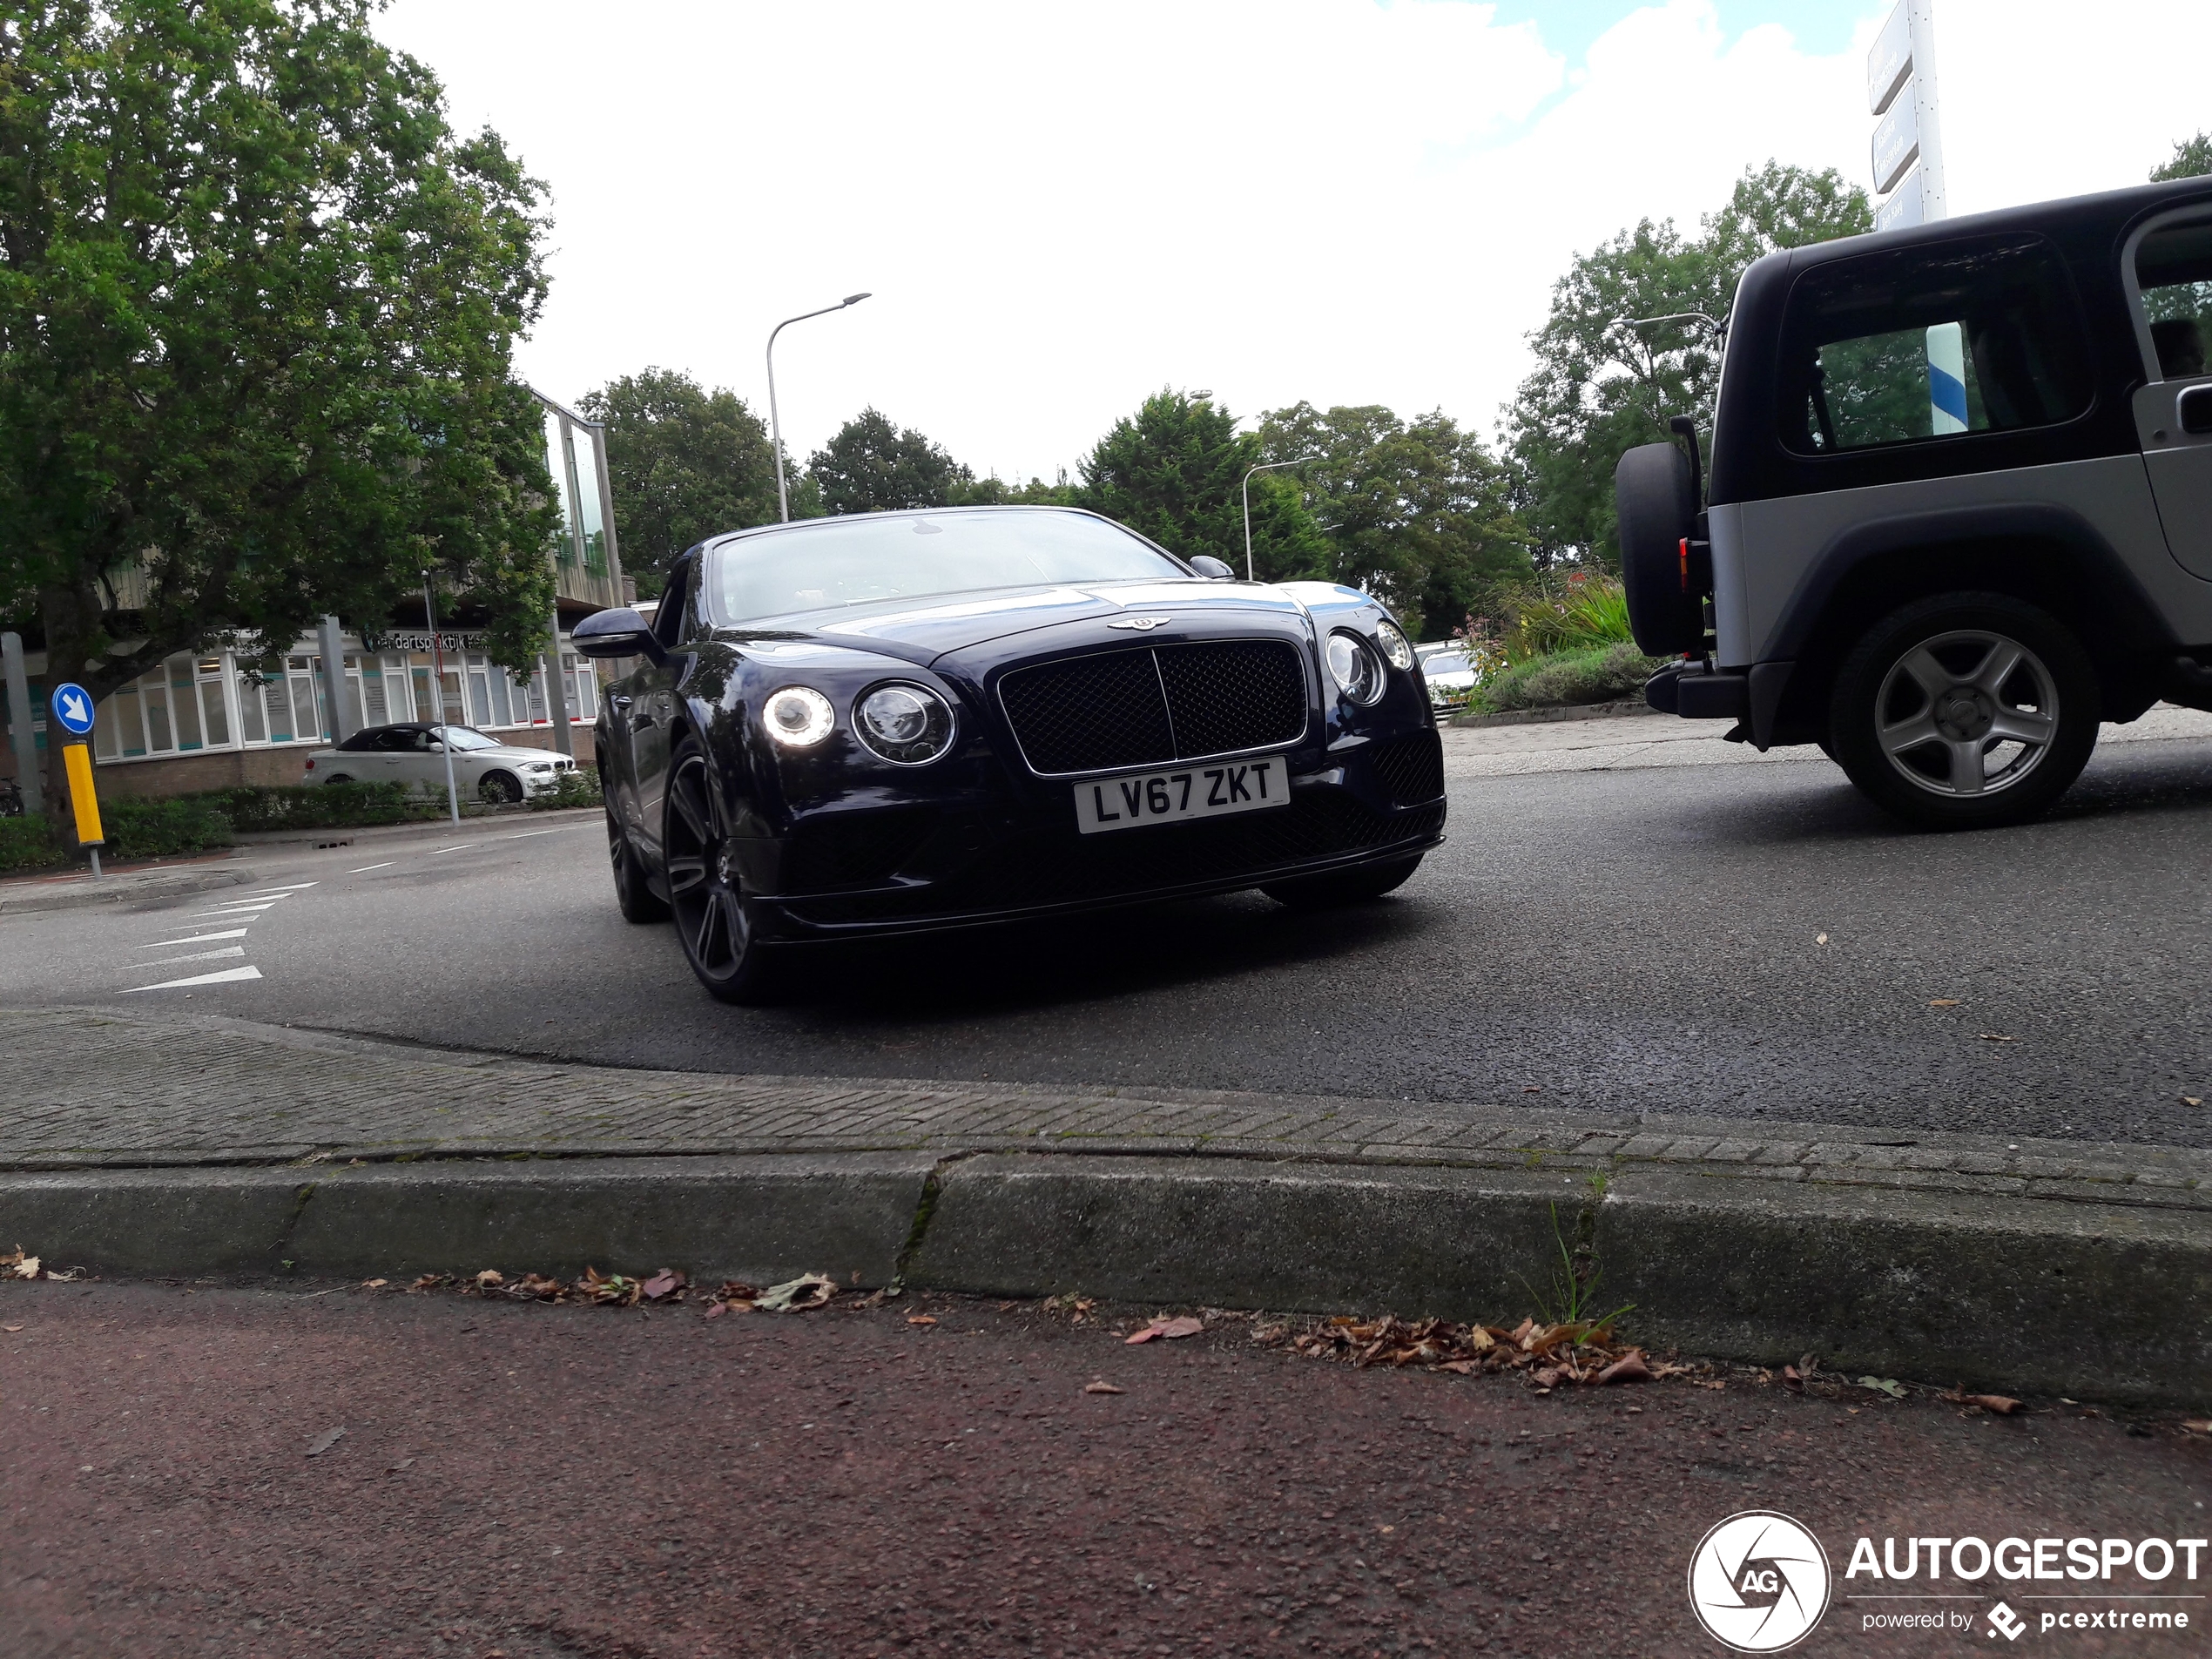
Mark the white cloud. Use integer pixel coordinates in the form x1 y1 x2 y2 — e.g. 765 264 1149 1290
373 0 2210 489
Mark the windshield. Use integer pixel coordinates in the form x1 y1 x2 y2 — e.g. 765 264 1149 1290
705 509 1184 624
432 725 501 751
1425 654 1471 674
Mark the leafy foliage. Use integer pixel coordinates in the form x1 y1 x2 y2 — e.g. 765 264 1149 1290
0 0 558 822
199 781 430 832
1501 162 1871 570
579 370 781 599
2153 132 2212 182
1474 641 1660 712
100 795 233 860
526 764 602 810
1076 389 1329 582
807 408 974 515
0 813 64 873
1258 401 1527 637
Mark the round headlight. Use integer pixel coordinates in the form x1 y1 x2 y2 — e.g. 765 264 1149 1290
762 685 835 748
854 682 956 765
1374 619 1414 672
1325 631 1384 705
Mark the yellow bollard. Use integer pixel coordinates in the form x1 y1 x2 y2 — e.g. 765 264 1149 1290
63 741 104 876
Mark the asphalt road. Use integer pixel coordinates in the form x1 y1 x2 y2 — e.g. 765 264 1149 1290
4 1278 2205 1658
4 716 2212 1146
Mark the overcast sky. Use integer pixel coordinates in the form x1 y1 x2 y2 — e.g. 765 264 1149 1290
375 0 2212 485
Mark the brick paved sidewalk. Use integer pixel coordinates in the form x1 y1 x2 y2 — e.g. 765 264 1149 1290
7 1006 2207 1213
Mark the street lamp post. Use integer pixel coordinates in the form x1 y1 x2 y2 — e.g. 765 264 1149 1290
1241 458 1317 582
421 570 461 826
766 293 871 522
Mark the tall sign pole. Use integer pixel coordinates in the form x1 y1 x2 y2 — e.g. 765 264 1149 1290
1868 0 1946 234
1868 0 1959 437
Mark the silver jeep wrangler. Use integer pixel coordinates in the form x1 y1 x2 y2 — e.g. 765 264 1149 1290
1618 175 2212 829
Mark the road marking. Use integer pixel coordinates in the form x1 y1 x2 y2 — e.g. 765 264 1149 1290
134 945 246 968
347 862 394 873
124 965 263 993
138 928 251 948
425 844 478 855
183 904 275 919
241 883 318 894
204 893 293 906
504 829 557 840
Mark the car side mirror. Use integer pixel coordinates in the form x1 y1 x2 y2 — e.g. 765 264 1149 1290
1189 556 1236 581
428 740 445 752
572 605 667 664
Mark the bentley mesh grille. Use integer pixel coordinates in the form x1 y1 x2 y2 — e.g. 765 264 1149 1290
998 639 1308 776
785 796 1444 925
1368 728 1445 806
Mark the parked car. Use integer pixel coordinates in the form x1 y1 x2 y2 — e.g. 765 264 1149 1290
305 723 578 803
1619 174 2212 829
577 505 1446 1001
1420 649 1479 711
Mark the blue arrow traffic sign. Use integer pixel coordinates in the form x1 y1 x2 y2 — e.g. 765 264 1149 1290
49 681 95 737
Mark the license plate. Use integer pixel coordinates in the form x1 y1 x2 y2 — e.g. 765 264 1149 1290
1073 757 1287 834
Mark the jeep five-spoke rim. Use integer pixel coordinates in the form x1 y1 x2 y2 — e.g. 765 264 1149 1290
664 753 750 980
1875 629 2060 798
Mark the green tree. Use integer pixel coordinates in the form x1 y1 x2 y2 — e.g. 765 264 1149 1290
1502 161 1871 569
2153 133 2212 181
580 369 780 599
0 0 556 820
1258 402 1527 637
808 408 974 515
1076 389 1329 584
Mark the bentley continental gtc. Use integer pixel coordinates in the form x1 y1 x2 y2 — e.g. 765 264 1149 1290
574 506 1446 1001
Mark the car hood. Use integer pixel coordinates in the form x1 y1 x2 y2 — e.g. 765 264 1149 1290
711 579 1315 668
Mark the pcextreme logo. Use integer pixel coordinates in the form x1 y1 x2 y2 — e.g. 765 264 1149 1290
1688 1511 1833 1652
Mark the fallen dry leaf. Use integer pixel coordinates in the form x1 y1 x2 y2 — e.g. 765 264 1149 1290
1929 999 1959 1008
1082 1381 1125 1395
1970 1394 2021 1414
1979 1033 2016 1043
755 1273 835 1313
13 1256 38 1280
305 1426 345 1458
474 1269 504 1290
2185 1097 2203 1108
1816 933 1829 945
1126 1314 1205 1345
907 1315 938 1326
1597 1350 1651 1385
2181 1420 2212 1435
360 1278 387 1290
2 1324 21 1333
639 1269 685 1302
704 1301 727 1320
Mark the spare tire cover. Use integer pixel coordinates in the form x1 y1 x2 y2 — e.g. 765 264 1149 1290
1615 441 1699 657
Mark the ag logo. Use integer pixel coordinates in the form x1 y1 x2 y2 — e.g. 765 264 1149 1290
1687 1510 1831 1652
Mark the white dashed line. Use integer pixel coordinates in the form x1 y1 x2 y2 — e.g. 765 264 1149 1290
503 829 557 840
347 862 394 873
182 904 276 919
138 928 251 948
124 965 263 993
242 883 318 894
134 945 246 968
425 844 478 855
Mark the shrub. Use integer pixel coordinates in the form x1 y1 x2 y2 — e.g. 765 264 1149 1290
1499 571 1635 664
102 795 234 860
199 781 430 832
1475 640 1662 711
527 765 602 811
0 813 66 874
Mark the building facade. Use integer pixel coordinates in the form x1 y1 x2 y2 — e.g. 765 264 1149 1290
3 391 627 802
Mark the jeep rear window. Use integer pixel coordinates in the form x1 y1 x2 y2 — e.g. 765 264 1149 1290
2135 219 2212 379
1778 238 2092 454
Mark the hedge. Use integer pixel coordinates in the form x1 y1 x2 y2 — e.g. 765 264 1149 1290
0 814 65 874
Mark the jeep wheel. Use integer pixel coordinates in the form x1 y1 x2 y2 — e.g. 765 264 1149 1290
1828 593 2098 830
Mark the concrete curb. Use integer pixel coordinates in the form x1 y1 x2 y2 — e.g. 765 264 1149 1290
8 1149 2206 1406
1448 698 1662 729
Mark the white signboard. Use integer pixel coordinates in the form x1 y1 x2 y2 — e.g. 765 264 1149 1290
375 630 487 654
1872 95 1920 197
1867 0 1913 116
1874 168 1928 233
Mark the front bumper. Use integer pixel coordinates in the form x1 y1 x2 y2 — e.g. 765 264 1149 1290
741 728 1446 943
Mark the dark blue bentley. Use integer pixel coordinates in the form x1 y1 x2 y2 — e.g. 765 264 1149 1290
573 506 1446 1001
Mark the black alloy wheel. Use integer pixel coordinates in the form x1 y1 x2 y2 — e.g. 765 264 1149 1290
1827 591 2099 831
478 771 523 805
664 740 779 1001
1261 853 1424 910
606 786 669 925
